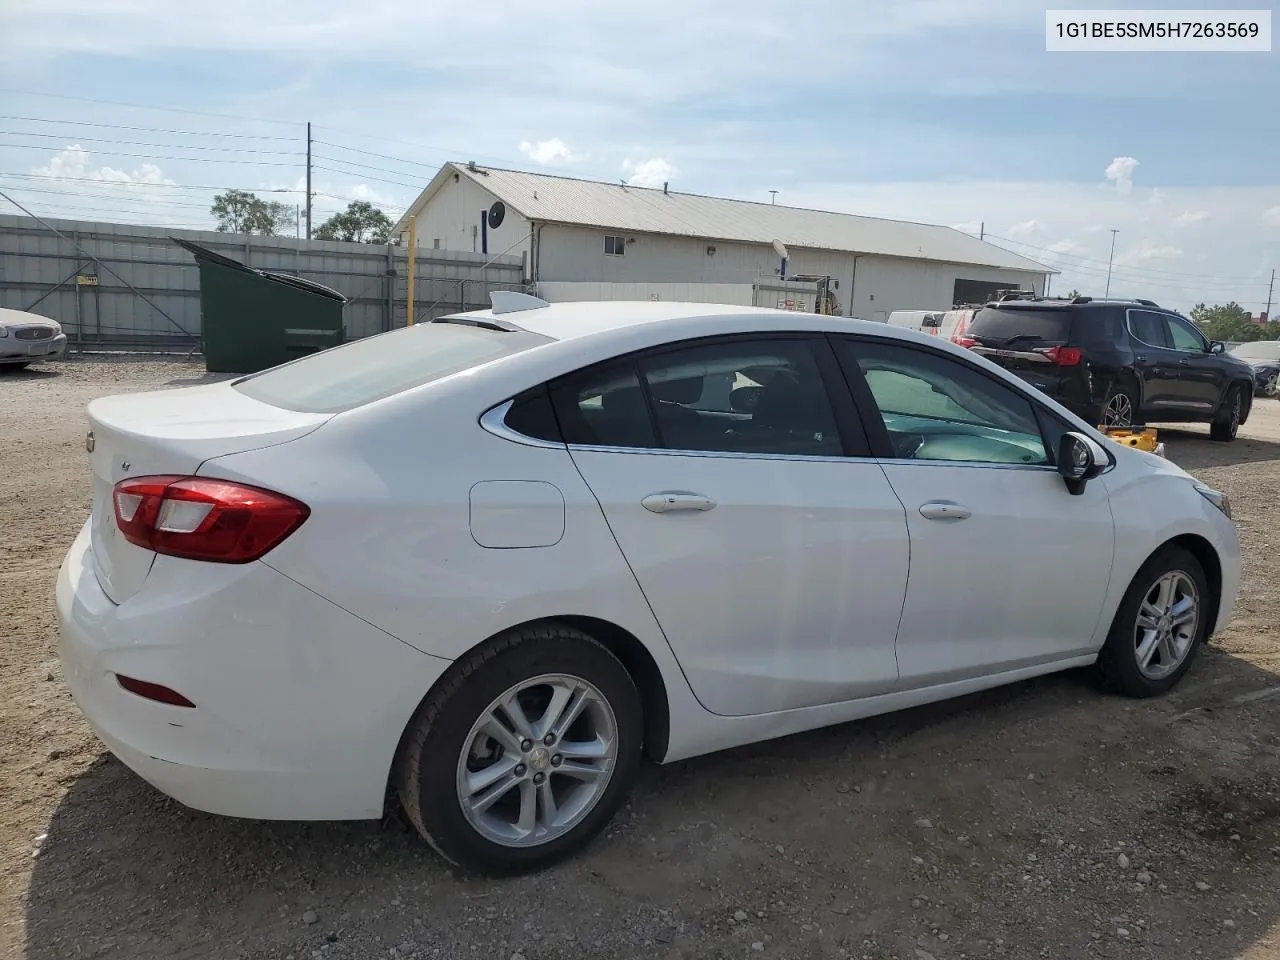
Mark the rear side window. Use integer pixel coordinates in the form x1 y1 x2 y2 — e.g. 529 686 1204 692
1128 310 1171 348
232 321 551 413
967 307 1075 344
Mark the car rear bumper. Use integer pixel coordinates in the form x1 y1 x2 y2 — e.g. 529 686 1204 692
56 519 452 821
0 332 67 362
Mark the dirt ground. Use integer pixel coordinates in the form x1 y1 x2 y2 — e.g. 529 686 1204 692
3 357 1280 960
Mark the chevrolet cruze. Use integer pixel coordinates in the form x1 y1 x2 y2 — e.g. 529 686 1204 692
57 295 1240 874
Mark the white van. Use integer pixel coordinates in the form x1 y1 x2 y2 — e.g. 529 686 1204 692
884 308 976 344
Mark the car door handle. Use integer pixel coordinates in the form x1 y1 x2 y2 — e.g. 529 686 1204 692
641 492 717 514
919 500 971 521
1178 358 1190 365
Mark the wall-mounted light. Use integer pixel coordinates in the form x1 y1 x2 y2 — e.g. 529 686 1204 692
706 245 717 256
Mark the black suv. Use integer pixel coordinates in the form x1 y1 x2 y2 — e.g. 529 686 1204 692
962 295 1256 441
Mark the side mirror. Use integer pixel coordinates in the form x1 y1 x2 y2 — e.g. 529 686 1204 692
729 385 763 413
1208 341 1225 354
1057 432 1108 495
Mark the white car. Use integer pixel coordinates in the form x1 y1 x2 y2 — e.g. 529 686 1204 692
0 306 68 367
57 295 1240 874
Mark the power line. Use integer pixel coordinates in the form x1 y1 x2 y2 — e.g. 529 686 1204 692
315 125 527 169
312 162 422 190
2 184 216 209
0 130 303 156
313 139 444 170
0 172 368 208
0 141 304 166
0 88 300 128
0 116 299 141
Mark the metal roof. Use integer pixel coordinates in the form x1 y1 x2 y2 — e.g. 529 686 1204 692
398 163 1050 274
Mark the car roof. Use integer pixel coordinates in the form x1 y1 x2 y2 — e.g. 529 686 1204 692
442 299 911 344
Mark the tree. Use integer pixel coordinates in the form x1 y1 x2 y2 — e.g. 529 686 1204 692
1189 301 1278 343
1063 289 1082 299
210 189 294 236
314 201 393 244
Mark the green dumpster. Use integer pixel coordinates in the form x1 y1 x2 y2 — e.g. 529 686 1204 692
174 238 347 374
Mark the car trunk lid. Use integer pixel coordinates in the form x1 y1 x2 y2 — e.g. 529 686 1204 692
86 381 330 603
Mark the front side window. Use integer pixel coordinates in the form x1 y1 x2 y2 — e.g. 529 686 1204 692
1165 314 1207 353
550 338 850 457
837 339 1050 466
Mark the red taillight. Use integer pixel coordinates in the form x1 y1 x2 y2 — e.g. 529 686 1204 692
112 475 309 564
955 336 977 348
116 674 196 708
1037 345 1083 366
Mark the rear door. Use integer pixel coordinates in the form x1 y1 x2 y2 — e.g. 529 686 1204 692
554 335 910 718
1125 309 1187 412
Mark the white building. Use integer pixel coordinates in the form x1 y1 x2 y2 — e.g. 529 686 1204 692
392 162 1051 320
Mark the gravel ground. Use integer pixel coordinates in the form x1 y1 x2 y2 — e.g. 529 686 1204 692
3 357 1280 960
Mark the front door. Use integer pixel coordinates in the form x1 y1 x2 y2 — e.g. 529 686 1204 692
551 336 910 717
1162 311 1226 411
833 336 1117 688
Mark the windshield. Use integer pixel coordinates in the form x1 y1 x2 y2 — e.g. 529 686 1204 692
967 307 1074 344
233 321 551 413
1230 341 1280 361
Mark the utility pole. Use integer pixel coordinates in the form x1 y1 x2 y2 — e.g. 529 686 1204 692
305 121 312 240
979 221 984 240
1104 228 1119 298
1266 268 1275 324
769 190 778 205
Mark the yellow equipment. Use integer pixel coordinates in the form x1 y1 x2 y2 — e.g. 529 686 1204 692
1098 425 1165 457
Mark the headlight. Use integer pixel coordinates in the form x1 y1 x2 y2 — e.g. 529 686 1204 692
1193 481 1232 519
0 324 8 338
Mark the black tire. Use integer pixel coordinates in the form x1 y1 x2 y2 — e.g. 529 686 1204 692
395 623 643 875
1100 382 1138 427
1210 385 1244 442
1095 546 1210 698
1 362 30 372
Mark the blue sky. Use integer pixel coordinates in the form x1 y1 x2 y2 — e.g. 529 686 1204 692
1 0 1277 312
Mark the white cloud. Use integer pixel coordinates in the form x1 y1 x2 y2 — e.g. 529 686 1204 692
624 157 678 188
1006 219 1040 238
783 178 1280 314
950 221 983 236
518 138 579 166
1104 156 1140 195
1264 206 1280 226
1175 210 1210 225
33 145 175 186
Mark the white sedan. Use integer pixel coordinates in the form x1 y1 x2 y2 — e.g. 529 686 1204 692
57 295 1240 874
0 306 68 367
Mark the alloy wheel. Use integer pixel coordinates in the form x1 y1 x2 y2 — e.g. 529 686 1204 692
1265 373 1278 398
456 674 617 848
1103 392 1133 427
1133 571 1199 680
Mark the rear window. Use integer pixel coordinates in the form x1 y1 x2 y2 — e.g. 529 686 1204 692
967 307 1075 344
232 321 551 413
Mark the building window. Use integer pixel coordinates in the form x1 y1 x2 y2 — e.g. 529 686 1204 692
603 235 625 257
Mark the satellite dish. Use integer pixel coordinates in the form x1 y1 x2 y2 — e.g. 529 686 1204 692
487 201 506 230
772 239 790 261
